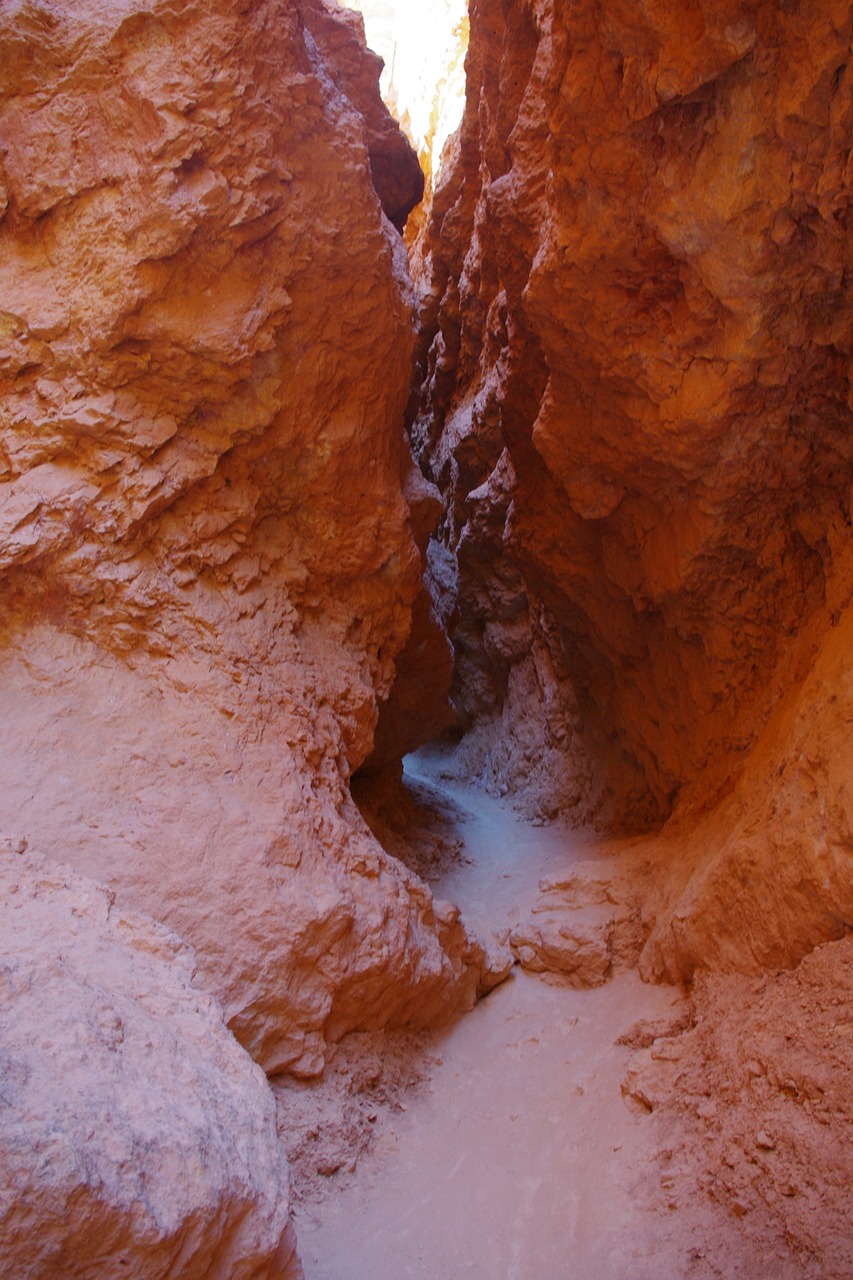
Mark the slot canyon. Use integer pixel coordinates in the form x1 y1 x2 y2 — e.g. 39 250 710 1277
1 0 852 1276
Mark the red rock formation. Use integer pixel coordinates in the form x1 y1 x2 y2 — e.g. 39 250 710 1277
359 457 456 771
622 935 853 1278
307 1 425 230
412 0 853 969
640 599 853 981
0 0 497 1078
0 847 301 1280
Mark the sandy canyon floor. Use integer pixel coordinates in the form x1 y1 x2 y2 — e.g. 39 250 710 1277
277 750 700 1279
275 748 853 1280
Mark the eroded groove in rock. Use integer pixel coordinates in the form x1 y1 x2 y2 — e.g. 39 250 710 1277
410 0 853 973
0 0 497 1082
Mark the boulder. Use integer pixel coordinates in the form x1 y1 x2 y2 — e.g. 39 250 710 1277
0 847 301 1280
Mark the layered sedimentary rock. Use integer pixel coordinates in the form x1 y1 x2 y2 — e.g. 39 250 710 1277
509 864 644 986
0 0 496 1078
0 847 301 1280
412 0 853 969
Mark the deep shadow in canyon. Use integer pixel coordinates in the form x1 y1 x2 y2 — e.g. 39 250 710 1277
1 0 852 1277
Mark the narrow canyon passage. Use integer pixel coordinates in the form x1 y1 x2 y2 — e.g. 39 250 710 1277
293 751 688 1280
2 1 853 1276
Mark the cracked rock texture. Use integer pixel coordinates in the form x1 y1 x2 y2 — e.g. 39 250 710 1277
0 0 495 1079
0 848 302 1280
412 0 853 970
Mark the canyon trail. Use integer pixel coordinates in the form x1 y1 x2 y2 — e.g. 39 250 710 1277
291 751 853 1280
2 1 852 1274
293 750 691 1280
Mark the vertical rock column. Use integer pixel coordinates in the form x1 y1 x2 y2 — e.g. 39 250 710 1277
0 0 493 1076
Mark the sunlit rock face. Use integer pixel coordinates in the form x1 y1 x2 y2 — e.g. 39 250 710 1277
310 0 425 230
0 0 495 1077
413 0 853 967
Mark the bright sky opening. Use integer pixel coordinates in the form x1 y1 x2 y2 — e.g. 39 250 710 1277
342 0 468 182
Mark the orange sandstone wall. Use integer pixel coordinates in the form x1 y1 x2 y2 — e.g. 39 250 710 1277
413 0 853 966
0 0 492 1076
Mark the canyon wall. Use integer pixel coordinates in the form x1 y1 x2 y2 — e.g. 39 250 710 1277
413 0 853 971
0 0 497 1083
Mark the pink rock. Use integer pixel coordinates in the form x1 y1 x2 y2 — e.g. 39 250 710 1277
0 0 494 1076
0 848 302 1280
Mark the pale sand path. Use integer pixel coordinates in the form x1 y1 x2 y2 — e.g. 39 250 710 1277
294 750 686 1279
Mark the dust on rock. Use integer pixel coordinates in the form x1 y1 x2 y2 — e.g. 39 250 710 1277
273 1029 437 1204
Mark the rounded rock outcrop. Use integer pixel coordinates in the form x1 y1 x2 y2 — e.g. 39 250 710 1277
0 847 301 1280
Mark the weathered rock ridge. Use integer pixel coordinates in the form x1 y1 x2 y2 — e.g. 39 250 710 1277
0 0 496 1083
411 0 853 974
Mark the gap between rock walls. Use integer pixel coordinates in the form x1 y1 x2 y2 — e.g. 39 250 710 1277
1 1 852 1278
300 0 853 1272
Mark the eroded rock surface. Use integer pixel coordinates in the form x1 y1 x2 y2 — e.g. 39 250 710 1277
640 603 853 981
0 847 301 1280
0 0 497 1077
510 867 643 987
411 0 853 969
621 936 853 1279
